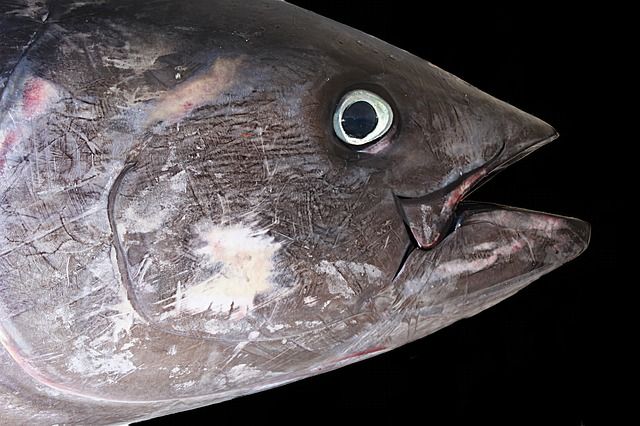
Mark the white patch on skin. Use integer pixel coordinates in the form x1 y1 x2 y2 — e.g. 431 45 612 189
315 261 354 298
420 204 433 242
315 260 383 299
226 364 262 384
303 295 318 306
98 27 175 88
67 337 136 381
173 380 196 390
64 279 142 383
266 324 287 333
167 345 177 356
146 57 243 126
168 365 191 379
432 238 526 280
0 127 18 155
106 284 140 341
121 342 135 351
163 224 281 319
473 241 500 251
170 169 188 193
204 318 251 335
123 186 179 233
102 53 159 70
524 214 564 234
295 320 322 328
403 279 425 297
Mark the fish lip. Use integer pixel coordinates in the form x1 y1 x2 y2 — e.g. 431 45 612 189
395 129 560 251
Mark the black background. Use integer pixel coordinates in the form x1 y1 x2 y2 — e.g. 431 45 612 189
141 2 616 425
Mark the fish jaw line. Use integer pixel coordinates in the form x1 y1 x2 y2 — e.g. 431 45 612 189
396 127 560 251
390 204 590 341
445 203 590 297
391 127 590 295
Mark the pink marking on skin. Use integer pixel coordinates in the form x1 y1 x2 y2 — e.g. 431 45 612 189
406 168 489 249
443 168 488 211
1 130 19 149
146 57 243 126
22 78 46 118
335 346 386 363
182 101 194 112
0 129 20 168
21 77 57 119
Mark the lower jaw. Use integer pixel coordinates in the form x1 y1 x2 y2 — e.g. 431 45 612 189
394 200 590 292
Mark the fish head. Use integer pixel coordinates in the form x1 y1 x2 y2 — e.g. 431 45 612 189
0 0 591 412
208 2 592 351
111 0 591 361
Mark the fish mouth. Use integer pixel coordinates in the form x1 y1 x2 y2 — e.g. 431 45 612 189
393 129 591 290
396 129 559 249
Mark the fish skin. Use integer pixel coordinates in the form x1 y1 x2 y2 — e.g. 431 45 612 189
0 0 590 424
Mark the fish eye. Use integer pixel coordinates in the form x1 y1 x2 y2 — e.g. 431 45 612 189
333 89 394 146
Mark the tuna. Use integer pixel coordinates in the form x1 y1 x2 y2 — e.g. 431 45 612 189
0 1 589 424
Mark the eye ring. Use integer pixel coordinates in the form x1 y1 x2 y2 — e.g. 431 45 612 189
333 89 394 146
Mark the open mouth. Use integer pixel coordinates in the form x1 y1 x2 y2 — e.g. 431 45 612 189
393 130 591 287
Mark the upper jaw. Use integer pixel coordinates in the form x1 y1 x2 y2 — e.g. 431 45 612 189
397 118 559 250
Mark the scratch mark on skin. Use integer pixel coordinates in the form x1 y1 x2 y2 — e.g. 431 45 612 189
1 76 61 175
0 205 102 258
65 256 71 287
0 10 50 99
146 57 244 126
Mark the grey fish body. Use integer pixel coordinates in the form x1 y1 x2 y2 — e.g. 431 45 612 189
0 1 589 424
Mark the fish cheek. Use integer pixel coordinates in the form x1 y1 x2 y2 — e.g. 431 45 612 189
294 77 414 272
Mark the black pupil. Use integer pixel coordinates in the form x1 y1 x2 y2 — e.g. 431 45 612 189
342 101 378 139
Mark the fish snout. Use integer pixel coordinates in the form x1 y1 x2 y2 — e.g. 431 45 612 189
397 100 559 250
490 107 559 172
